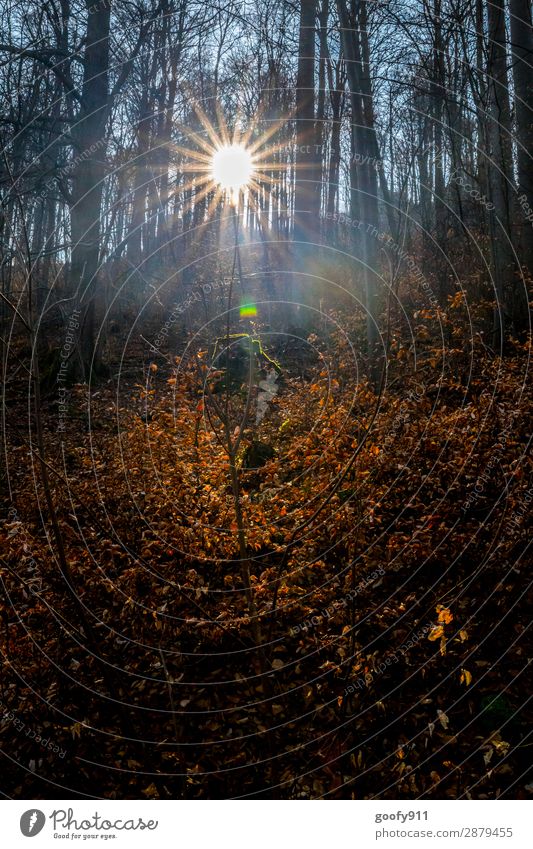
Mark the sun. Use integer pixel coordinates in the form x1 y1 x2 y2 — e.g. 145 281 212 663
211 144 254 193
172 100 289 221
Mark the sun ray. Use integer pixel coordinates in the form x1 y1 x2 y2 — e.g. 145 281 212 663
173 125 214 158
188 101 226 152
247 110 295 156
238 97 293 152
172 144 214 166
215 102 231 147
249 173 284 190
185 179 219 213
171 173 213 200
205 186 224 221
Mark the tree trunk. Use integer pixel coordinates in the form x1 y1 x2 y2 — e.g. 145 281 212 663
126 85 153 271
431 0 448 299
486 0 516 343
292 0 318 311
509 0 533 286
69 0 111 378
315 0 329 225
337 0 380 366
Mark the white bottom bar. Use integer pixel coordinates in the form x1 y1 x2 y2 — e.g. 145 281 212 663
3 800 533 848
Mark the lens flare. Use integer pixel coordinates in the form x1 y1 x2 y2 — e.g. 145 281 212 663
240 303 257 318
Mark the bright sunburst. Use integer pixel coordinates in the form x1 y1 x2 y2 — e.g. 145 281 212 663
211 144 254 193
173 100 289 220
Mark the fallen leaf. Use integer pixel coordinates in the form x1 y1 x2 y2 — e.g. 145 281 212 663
437 605 453 624
460 668 472 686
428 625 444 641
437 709 449 730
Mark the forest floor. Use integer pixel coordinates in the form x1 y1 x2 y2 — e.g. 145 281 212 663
1 308 532 799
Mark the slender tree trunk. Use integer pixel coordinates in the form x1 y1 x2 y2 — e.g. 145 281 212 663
315 0 329 225
431 0 448 298
294 0 317 244
327 81 343 229
486 0 515 343
509 0 533 286
292 0 318 312
337 0 380 367
127 86 153 271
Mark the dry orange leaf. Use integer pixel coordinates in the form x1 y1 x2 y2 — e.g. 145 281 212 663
460 668 472 686
437 605 453 624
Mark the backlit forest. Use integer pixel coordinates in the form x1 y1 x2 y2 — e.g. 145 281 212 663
0 0 532 800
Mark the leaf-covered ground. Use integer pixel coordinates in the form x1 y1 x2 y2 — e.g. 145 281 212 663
1 312 532 799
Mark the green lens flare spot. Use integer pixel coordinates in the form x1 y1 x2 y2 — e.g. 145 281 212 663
240 304 257 318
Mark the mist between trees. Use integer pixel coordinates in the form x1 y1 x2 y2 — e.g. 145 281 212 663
0 0 530 371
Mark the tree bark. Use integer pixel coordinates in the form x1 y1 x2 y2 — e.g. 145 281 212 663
290 0 318 313
293 0 318 246
486 0 516 343
336 0 380 365
69 0 111 378
509 0 533 283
